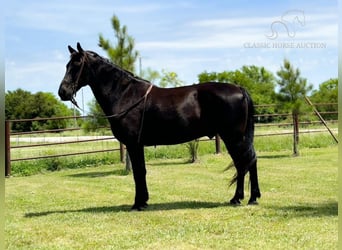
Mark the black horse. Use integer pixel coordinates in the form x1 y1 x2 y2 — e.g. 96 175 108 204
58 43 261 210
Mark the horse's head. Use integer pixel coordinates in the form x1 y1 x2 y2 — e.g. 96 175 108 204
58 42 91 107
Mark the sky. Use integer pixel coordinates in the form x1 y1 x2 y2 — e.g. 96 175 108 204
4 0 338 113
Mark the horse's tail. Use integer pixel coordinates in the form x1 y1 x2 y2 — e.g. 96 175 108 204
226 87 256 185
240 86 255 145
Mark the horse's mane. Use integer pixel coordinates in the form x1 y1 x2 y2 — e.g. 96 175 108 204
85 50 151 84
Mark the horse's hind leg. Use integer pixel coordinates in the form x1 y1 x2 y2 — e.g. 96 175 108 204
248 158 261 205
223 135 258 205
230 166 245 205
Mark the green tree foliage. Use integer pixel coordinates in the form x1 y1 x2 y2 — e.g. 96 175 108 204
276 59 312 112
89 13 140 122
310 78 338 120
198 66 276 103
310 78 338 102
99 14 138 72
5 89 74 131
140 67 160 83
141 68 185 88
82 99 109 132
276 59 313 156
198 65 277 122
159 70 185 88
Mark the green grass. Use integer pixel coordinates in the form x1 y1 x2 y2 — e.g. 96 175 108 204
5 146 337 249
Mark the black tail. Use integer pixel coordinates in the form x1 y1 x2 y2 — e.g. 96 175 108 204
240 86 255 145
226 87 256 186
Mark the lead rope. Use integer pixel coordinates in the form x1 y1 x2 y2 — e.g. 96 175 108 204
137 84 153 143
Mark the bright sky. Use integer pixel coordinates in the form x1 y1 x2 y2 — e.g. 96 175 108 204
4 0 338 111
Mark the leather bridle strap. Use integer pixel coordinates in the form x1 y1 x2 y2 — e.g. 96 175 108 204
70 54 88 109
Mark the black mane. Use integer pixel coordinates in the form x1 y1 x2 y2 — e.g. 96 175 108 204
85 50 151 85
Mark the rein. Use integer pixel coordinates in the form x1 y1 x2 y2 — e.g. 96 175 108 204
73 83 153 120
106 83 153 119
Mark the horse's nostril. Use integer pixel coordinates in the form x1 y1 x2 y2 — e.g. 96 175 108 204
58 87 65 98
58 84 71 100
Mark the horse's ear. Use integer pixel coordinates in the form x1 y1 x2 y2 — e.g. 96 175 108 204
77 42 84 54
68 45 77 54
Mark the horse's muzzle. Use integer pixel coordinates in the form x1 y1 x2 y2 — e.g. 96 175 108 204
58 82 73 101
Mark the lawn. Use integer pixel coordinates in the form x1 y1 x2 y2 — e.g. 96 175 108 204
5 146 337 249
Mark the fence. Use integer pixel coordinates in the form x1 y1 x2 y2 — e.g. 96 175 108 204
5 103 338 177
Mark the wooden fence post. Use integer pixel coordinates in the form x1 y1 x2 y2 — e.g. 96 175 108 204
215 134 221 154
119 142 125 163
5 121 11 177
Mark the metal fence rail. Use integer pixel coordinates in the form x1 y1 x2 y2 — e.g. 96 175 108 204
5 103 338 177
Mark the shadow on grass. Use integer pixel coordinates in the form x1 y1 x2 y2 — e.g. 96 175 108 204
24 201 228 217
147 159 189 167
66 160 190 178
267 201 337 217
67 169 129 178
258 154 290 159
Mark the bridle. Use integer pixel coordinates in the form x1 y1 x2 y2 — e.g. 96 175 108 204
69 52 154 141
70 53 89 109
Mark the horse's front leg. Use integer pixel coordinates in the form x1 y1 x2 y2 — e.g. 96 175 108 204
126 145 149 211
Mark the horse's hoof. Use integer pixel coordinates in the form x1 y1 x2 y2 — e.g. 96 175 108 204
229 199 241 206
248 200 259 205
131 203 148 211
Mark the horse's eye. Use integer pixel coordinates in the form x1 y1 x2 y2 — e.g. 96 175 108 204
73 61 82 66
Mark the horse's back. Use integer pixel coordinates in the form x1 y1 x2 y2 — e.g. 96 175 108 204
142 82 248 145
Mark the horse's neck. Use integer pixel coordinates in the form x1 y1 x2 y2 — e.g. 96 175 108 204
89 64 146 116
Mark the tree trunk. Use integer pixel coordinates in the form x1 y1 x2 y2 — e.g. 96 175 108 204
125 150 132 172
292 112 299 156
215 134 221 154
119 142 125 163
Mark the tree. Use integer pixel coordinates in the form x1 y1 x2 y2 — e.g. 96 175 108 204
82 99 109 132
98 14 139 172
198 66 276 104
198 66 277 122
5 89 33 131
159 70 185 88
31 92 75 131
276 59 313 156
99 15 138 72
310 78 338 121
141 68 185 88
140 67 160 84
5 89 74 131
